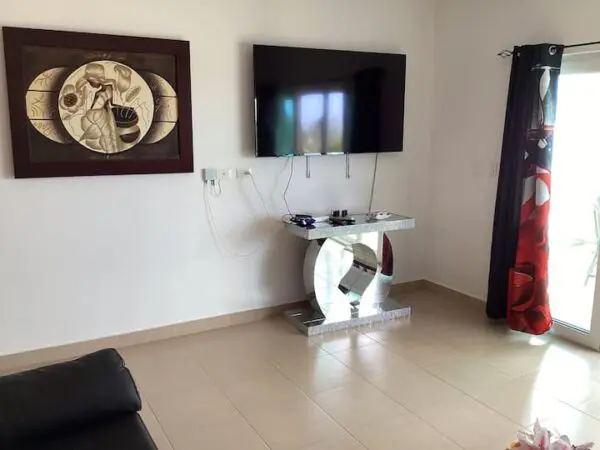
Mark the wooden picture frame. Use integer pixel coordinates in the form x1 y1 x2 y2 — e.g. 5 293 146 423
3 27 193 178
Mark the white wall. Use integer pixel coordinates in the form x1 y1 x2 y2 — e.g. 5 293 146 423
0 0 436 356
429 0 600 300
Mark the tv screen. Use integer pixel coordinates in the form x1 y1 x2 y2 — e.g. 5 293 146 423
253 45 406 157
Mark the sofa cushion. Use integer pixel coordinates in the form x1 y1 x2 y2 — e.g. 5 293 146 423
0 348 142 445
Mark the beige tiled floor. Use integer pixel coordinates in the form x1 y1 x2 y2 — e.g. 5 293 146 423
125 288 600 449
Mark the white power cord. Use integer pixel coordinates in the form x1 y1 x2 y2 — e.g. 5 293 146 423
209 179 222 196
249 172 274 217
283 156 295 215
203 172 288 258
203 183 266 258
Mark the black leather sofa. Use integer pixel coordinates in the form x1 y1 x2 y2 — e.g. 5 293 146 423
0 348 157 450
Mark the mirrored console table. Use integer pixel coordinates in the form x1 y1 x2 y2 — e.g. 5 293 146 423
284 213 415 335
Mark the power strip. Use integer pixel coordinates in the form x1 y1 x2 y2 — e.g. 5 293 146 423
202 168 253 182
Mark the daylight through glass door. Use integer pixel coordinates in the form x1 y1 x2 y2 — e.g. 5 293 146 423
549 54 600 348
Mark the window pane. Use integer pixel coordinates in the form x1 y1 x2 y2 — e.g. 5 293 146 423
274 96 295 156
327 92 344 152
299 93 324 154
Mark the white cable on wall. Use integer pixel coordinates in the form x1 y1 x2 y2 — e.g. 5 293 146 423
249 172 274 217
203 174 288 258
283 156 295 215
203 183 267 258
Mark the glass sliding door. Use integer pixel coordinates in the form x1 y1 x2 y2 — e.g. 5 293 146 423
549 47 600 349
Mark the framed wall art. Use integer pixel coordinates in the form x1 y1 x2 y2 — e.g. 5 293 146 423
2 27 193 178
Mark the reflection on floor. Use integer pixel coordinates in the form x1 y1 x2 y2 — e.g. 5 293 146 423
124 288 600 450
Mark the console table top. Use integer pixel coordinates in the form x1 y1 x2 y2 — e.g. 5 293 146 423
285 213 415 240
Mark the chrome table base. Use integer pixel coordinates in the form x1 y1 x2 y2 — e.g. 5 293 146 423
283 298 411 336
284 214 415 336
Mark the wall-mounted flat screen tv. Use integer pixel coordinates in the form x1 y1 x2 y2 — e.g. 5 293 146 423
253 45 406 157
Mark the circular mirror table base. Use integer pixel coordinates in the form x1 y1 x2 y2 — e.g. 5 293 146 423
284 214 415 336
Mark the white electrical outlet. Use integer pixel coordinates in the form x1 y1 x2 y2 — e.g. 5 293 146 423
203 167 252 182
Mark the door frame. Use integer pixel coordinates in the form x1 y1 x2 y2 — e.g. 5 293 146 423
551 263 600 350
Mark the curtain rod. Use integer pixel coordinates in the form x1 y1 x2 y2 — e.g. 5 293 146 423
565 40 600 49
497 40 600 58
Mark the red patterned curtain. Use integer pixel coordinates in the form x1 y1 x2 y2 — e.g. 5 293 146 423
487 44 564 335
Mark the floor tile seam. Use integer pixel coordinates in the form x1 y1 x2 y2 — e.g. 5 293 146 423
478 360 530 379
143 398 178 450
371 331 514 371
316 342 382 357
345 334 527 441
417 353 522 380
371 331 526 388
313 332 379 356
263 357 370 450
543 397 600 426
515 368 600 422
309 350 468 449
276 323 526 445
311 302 598 439
193 357 275 450
409 355 530 431
360 382 468 450
375 332 600 430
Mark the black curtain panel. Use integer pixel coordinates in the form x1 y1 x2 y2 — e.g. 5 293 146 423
487 44 564 331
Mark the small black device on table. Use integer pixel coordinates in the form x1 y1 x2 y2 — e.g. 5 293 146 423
329 209 355 226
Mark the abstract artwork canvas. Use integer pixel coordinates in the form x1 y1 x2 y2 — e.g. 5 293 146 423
3 27 193 178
